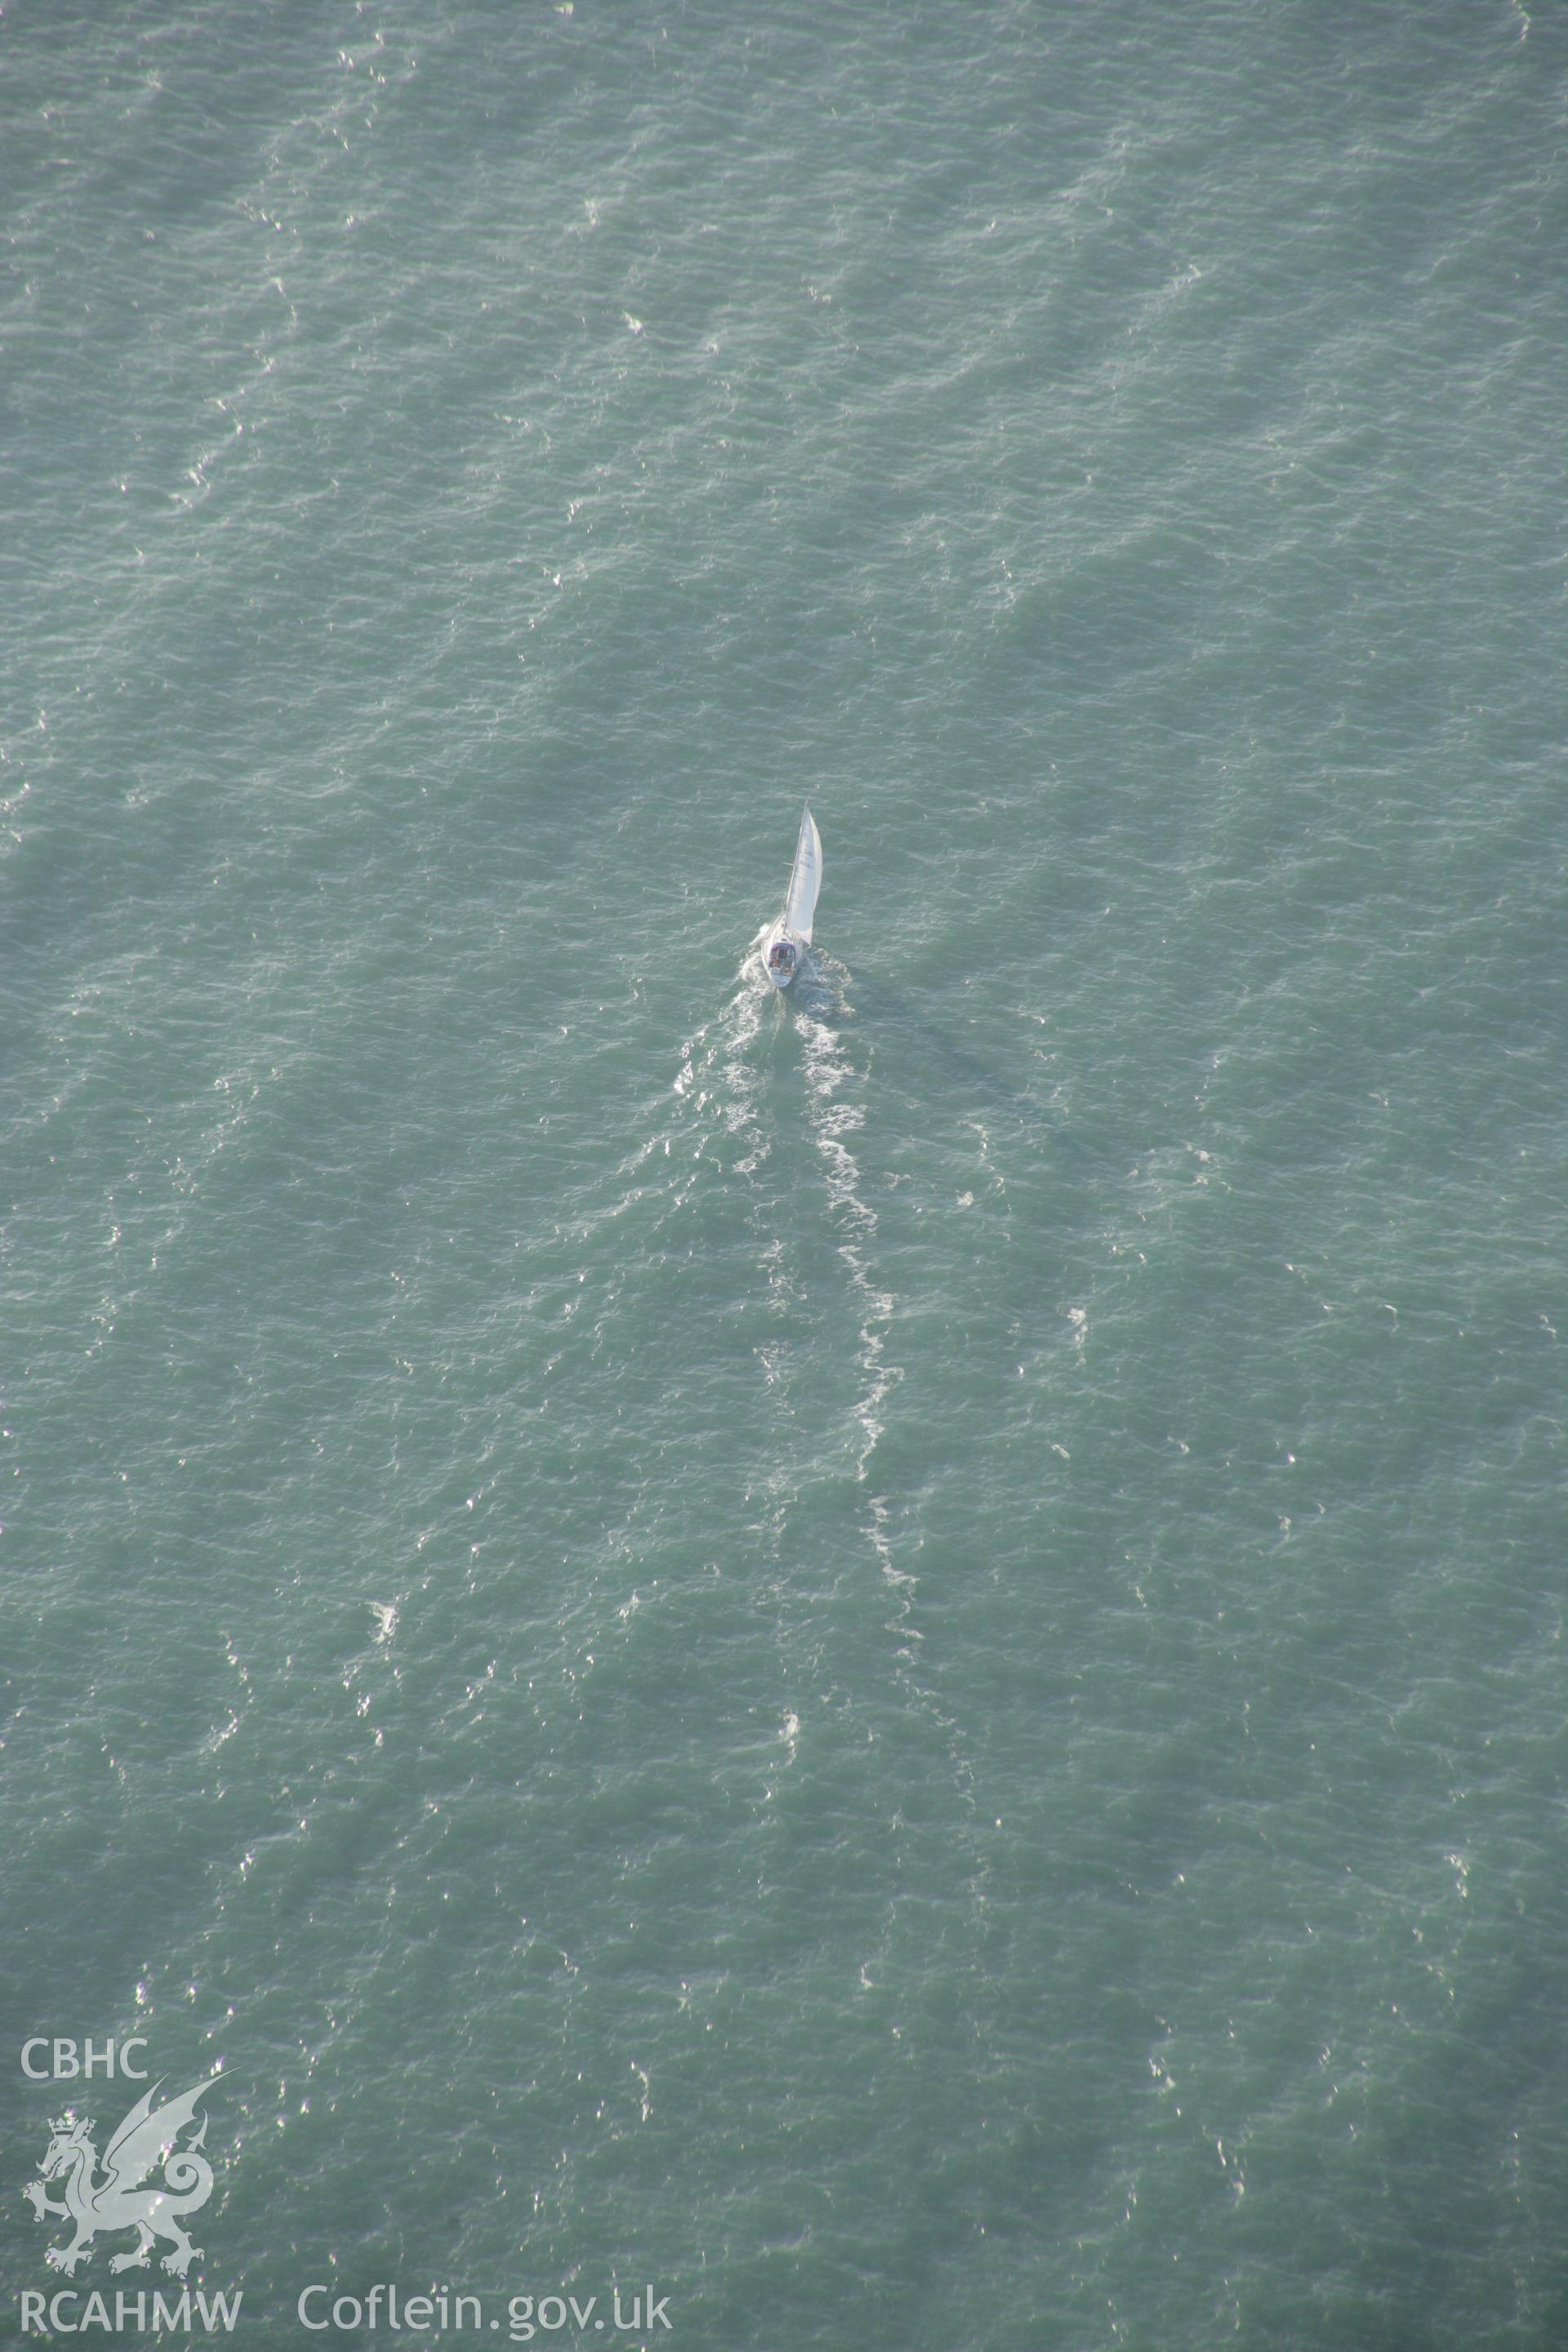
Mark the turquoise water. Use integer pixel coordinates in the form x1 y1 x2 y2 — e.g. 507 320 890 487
4 2 1566 2344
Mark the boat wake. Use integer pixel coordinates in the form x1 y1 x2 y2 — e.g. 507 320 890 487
794 1002 898 1486
653 942 981 1829
793 987 983 1822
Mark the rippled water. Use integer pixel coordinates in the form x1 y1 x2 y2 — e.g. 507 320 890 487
4 2 1566 2345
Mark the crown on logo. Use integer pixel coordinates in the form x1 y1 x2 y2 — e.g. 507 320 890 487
51 2112 91 2138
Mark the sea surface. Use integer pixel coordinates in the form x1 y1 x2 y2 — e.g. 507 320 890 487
3 2 1566 2345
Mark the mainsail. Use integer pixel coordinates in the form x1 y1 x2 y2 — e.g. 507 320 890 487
784 807 823 942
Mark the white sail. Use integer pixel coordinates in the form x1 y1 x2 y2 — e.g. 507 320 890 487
783 807 822 942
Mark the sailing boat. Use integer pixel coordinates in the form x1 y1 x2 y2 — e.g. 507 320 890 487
761 808 823 991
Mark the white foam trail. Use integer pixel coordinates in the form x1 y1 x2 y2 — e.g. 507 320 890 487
796 1010 900 1483
795 998 987 1827
641 944 779 1226
678 956 983 1843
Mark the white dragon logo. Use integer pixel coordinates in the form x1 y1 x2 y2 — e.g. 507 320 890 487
24 2078 216 2278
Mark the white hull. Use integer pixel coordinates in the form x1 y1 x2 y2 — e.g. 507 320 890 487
761 924 804 989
